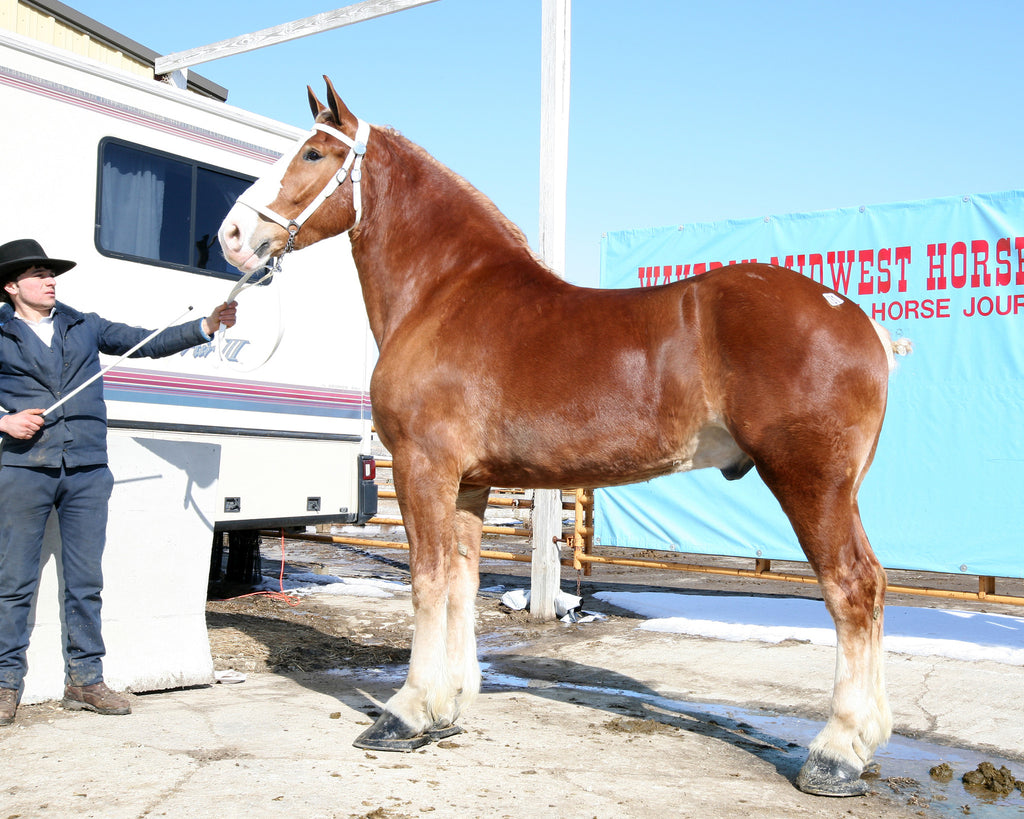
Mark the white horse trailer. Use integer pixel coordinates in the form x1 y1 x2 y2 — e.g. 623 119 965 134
0 27 376 701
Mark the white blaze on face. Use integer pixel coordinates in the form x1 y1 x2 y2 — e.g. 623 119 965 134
218 131 313 272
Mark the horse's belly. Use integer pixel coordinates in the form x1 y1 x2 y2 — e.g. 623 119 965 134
682 423 748 473
467 421 748 489
620 422 749 483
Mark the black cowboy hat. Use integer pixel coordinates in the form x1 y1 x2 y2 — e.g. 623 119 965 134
0 239 76 283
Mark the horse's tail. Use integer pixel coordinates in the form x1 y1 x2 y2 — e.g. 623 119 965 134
870 319 913 373
890 336 914 358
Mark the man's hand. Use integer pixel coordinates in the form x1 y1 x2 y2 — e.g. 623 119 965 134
0 408 45 440
202 301 239 336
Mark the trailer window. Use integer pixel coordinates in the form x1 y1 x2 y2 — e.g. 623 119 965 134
96 139 265 280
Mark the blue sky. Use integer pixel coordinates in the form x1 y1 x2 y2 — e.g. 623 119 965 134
69 0 1024 286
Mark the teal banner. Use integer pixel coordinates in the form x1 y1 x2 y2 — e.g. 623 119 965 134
597 190 1024 579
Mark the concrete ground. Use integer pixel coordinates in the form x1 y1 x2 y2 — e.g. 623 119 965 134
1 584 1022 819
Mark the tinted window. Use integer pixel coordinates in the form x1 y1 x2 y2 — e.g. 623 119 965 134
97 139 261 279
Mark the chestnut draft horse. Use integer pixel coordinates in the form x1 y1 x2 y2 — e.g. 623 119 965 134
220 79 907 797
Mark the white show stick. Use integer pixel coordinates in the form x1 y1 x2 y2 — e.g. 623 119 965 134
43 305 195 416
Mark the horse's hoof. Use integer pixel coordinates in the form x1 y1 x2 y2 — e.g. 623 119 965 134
796 753 870 797
426 722 463 741
353 711 430 752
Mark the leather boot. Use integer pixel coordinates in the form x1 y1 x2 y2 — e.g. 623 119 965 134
62 681 131 715
0 688 16 726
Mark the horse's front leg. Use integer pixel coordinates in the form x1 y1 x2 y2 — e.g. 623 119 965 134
431 483 489 737
354 461 461 751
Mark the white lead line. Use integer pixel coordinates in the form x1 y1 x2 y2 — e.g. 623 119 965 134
43 305 196 417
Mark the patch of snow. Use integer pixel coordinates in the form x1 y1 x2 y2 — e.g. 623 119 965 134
596 591 1024 665
258 573 409 599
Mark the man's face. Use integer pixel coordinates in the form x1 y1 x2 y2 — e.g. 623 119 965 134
5 266 57 313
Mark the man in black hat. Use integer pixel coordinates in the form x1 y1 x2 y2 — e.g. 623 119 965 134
0 239 238 726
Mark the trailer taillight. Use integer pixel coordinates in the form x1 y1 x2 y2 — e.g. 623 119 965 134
356 454 378 524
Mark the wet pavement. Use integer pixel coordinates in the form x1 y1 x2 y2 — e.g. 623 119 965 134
3 532 1022 818
2 640 1021 818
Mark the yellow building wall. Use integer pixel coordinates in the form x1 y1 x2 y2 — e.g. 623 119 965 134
0 0 152 79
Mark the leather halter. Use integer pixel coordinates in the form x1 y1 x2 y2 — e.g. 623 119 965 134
238 119 371 250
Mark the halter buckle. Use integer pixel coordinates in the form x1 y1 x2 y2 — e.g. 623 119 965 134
284 223 299 256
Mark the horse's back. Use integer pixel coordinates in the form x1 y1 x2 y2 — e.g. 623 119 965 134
683 263 892 469
686 262 891 382
608 262 892 401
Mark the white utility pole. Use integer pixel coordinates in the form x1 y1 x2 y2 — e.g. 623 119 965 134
531 0 571 621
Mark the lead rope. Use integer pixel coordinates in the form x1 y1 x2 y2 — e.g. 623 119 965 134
212 229 294 372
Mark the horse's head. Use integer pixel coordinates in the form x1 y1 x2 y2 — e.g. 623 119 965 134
219 77 370 274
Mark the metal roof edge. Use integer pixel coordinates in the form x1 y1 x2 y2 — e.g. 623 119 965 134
21 0 228 100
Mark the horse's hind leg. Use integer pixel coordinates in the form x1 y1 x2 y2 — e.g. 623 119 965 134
758 461 891 796
800 511 890 796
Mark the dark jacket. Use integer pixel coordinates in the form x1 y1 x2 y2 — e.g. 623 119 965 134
0 301 209 468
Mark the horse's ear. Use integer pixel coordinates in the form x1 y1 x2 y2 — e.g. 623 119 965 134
308 86 331 122
323 75 358 131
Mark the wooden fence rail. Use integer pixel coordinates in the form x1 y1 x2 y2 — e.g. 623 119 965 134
293 459 1024 607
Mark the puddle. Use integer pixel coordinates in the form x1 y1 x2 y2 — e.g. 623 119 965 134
298 546 1022 815
480 663 1024 817
718 707 1024 817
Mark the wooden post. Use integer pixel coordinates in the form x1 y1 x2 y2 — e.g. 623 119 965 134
530 489 564 620
574 488 594 576
165 69 188 90
154 0 440 76
530 0 571 621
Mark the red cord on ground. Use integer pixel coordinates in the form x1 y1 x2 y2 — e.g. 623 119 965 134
213 529 300 606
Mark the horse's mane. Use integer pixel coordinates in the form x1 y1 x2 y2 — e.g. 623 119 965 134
374 124 549 271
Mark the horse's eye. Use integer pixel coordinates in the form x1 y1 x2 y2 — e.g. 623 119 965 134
303 149 323 162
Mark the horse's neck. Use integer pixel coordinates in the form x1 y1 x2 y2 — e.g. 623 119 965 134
350 132 550 346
